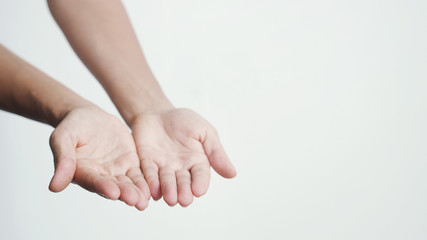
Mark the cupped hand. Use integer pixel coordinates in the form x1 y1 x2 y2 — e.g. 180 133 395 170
48 106 150 210
131 108 236 207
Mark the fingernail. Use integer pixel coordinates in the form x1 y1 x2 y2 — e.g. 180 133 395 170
97 193 109 199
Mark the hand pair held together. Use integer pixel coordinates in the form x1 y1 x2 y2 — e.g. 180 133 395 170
48 107 236 210
0 0 238 210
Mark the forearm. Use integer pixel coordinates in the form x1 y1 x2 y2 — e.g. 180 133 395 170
48 0 173 125
0 45 92 127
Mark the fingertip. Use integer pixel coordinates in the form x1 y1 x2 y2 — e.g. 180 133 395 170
136 202 148 211
48 176 67 193
190 163 210 197
210 151 237 179
141 164 161 200
135 184 149 211
136 179 152 201
122 196 138 207
176 170 193 207
222 165 237 179
203 127 236 178
48 166 74 193
104 185 120 200
153 194 162 201
179 201 192 208
163 187 178 206
135 195 149 211
178 194 193 207
191 175 209 198
149 180 162 200
119 185 139 206
191 183 208 198
160 168 178 206
166 199 178 207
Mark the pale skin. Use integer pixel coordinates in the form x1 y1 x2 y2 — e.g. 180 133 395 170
0 46 150 210
0 0 235 210
48 0 236 206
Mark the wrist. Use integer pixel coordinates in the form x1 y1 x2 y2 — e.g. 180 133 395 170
122 95 175 127
47 97 95 127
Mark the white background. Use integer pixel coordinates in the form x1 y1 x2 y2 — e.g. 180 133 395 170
1 0 427 239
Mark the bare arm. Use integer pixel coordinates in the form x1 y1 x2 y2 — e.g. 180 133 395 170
0 45 90 126
47 0 173 125
47 0 236 207
0 45 150 210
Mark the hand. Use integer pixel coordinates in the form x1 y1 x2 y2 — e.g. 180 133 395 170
131 108 236 207
48 106 150 210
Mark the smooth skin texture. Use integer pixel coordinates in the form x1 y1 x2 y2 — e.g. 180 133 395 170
50 106 150 210
132 108 236 206
0 45 149 210
48 0 237 206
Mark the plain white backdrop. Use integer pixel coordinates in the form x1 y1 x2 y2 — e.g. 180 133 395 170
1 0 427 239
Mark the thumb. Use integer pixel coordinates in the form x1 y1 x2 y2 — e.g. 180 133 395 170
202 128 236 178
48 128 77 192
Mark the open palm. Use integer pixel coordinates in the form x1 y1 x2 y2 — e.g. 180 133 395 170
131 108 236 207
48 106 150 210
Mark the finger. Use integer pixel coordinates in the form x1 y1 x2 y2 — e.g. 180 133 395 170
48 128 77 192
160 167 178 206
116 175 140 207
135 189 148 211
141 159 162 200
190 163 211 197
127 168 150 210
74 168 120 200
202 128 236 178
127 168 151 200
176 170 193 207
